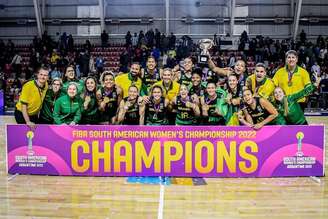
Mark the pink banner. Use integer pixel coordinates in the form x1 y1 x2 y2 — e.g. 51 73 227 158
7 125 325 177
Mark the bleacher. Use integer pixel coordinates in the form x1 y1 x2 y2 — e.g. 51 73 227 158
14 43 126 73
90 46 124 72
13 43 261 74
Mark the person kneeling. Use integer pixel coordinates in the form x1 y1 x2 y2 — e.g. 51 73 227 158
238 89 278 130
273 81 319 125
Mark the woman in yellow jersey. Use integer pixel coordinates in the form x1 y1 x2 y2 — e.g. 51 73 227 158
152 68 180 125
15 66 49 125
245 62 275 100
152 68 180 102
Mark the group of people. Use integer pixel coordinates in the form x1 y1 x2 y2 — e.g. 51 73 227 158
14 49 320 129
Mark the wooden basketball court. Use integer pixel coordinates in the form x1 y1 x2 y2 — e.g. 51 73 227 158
0 116 327 218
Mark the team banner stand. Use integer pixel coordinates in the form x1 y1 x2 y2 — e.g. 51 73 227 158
6 125 325 177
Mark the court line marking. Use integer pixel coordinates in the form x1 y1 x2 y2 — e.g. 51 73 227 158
310 176 321 184
157 178 165 219
7 173 19 181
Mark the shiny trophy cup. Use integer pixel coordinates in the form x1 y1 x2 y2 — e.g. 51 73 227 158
198 39 214 65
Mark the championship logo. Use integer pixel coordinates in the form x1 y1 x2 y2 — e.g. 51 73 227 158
283 132 316 169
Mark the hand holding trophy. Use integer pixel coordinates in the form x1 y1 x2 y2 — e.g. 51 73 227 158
198 39 214 65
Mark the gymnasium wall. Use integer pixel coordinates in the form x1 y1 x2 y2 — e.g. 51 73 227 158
0 0 327 41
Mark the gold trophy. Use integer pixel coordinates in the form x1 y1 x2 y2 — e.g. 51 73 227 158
198 39 214 65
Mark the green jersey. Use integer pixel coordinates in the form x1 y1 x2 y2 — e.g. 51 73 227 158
178 71 192 87
39 89 64 124
122 97 140 125
98 86 119 123
80 92 99 124
53 95 81 124
189 84 206 97
245 97 271 124
203 94 225 125
175 96 195 125
142 68 161 91
145 97 168 125
62 79 85 96
275 84 315 125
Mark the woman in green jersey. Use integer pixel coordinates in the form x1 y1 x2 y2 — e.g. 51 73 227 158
225 74 243 125
273 81 319 125
200 82 225 125
61 65 84 96
53 82 81 125
117 85 145 125
171 84 200 125
39 78 63 124
80 77 99 124
238 89 278 130
145 85 169 125
96 71 122 124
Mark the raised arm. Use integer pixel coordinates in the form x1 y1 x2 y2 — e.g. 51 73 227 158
208 57 232 76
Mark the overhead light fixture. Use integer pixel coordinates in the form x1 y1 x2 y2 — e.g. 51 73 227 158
81 19 90 24
185 16 194 24
111 19 120 24
16 19 27 25
51 19 62 24
140 18 150 24
309 17 319 23
274 18 284 24
245 17 254 23
215 17 225 24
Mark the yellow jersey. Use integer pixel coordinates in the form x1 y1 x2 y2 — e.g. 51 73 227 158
153 80 180 102
115 73 143 98
16 80 48 115
246 74 275 100
273 65 311 103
